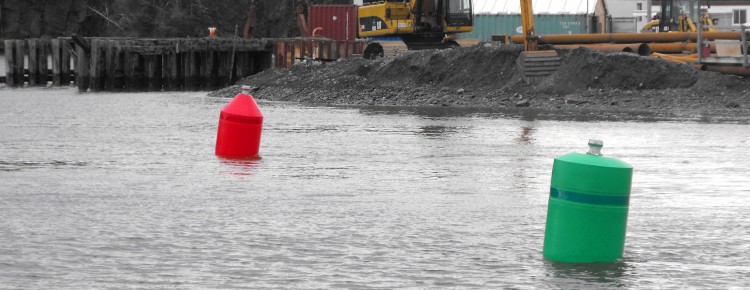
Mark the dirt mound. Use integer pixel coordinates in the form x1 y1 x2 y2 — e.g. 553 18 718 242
550 48 698 93
240 45 705 94
214 43 749 116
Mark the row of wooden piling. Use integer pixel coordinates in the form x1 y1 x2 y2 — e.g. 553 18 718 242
4 39 73 87
75 38 274 92
275 38 366 68
3 37 367 91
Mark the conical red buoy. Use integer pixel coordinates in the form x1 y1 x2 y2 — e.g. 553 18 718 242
215 85 264 158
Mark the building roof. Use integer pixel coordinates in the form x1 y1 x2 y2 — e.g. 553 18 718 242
652 0 750 4
473 0 598 14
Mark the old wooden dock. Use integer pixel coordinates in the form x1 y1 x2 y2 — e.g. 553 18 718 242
2 37 366 92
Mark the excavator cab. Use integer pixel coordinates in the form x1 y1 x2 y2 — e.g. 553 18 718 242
358 0 473 59
445 0 473 27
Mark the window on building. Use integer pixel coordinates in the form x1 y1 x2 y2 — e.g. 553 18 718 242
637 2 643 10
734 9 747 24
638 16 643 22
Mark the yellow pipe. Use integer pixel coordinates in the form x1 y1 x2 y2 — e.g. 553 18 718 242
650 52 697 64
511 32 741 45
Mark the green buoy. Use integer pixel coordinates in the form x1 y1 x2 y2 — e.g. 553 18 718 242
543 139 633 263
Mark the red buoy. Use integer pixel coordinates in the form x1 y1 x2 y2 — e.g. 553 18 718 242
215 86 264 158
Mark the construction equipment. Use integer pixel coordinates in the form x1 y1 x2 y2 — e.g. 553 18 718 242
516 0 561 84
510 31 740 45
357 0 473 58
641 0 716 32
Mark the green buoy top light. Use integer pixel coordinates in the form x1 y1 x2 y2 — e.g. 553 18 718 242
587 139 603 156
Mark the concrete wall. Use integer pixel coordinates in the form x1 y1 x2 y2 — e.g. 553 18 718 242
605 0 654 31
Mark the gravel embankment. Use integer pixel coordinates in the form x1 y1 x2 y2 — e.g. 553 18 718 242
211 44 750 121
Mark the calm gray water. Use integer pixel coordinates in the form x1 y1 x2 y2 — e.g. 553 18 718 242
1 88 749 289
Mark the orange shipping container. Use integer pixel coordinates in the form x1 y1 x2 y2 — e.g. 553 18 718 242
309 5 359 41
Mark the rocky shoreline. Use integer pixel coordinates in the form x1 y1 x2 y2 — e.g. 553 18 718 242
211 44 750 121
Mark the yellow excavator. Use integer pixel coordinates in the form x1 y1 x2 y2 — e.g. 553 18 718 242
641 0 716 32
358 0 473 59
357 0 558 83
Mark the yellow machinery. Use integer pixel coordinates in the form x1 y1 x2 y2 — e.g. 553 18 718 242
641 0 716 32
358 0 473 58
641 11 716 32
516 0 561 84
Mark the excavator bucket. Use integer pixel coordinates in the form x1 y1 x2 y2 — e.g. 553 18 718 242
516 50 561 84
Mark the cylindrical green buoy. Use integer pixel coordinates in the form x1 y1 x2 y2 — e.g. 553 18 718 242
543 139 633 263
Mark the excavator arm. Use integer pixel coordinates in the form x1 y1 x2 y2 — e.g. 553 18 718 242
516 0 560 84
520 0 537 51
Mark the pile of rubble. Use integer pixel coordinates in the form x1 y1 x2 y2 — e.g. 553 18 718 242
213 43 750 118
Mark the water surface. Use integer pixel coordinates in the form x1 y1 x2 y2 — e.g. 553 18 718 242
1 88 748 288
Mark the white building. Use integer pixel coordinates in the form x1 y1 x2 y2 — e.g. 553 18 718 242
353 0 749 32
600 0 750 32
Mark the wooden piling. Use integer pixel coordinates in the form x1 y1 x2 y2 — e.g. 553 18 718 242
75 42 90 91
144 54 162 91
4 40 15 86
200 50 215 89
104 40 116 91
217 51 231 87
275 40 285 68
38 39 49 85
247 53 256 76
287 41 294 68
13 40 25 86
113 45 124 89
134 53 147 91
320 41 330 61
51 39 62 86
299 40 307 62
61 40 71 85
123 51 137 91
341 41 350 59
89 39 104 91
163 51 181 90
2 37 281 90
28 39 40 85
235 51 250 80
183 51 199 90
228 41 237 85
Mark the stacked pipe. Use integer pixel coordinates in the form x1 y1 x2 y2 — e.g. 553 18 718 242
511 31 749 75
510 31 741 45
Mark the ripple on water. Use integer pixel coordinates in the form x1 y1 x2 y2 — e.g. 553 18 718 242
1 89 749 288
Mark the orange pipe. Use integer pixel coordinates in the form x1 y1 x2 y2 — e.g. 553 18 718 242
311 27 323 37
511 32 741 45
554 43 651 55
648 42 717 53
702 65 750 76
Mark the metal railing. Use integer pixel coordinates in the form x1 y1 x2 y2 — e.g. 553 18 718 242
697 22 749 67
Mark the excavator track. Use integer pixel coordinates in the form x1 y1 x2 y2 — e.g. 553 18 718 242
363 41 409 59
363 39 460 59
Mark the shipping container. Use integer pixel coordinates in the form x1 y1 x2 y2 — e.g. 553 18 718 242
459 14 589 41
309 5 359 41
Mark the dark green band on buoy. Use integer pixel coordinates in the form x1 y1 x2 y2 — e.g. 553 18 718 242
550 187 630 206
